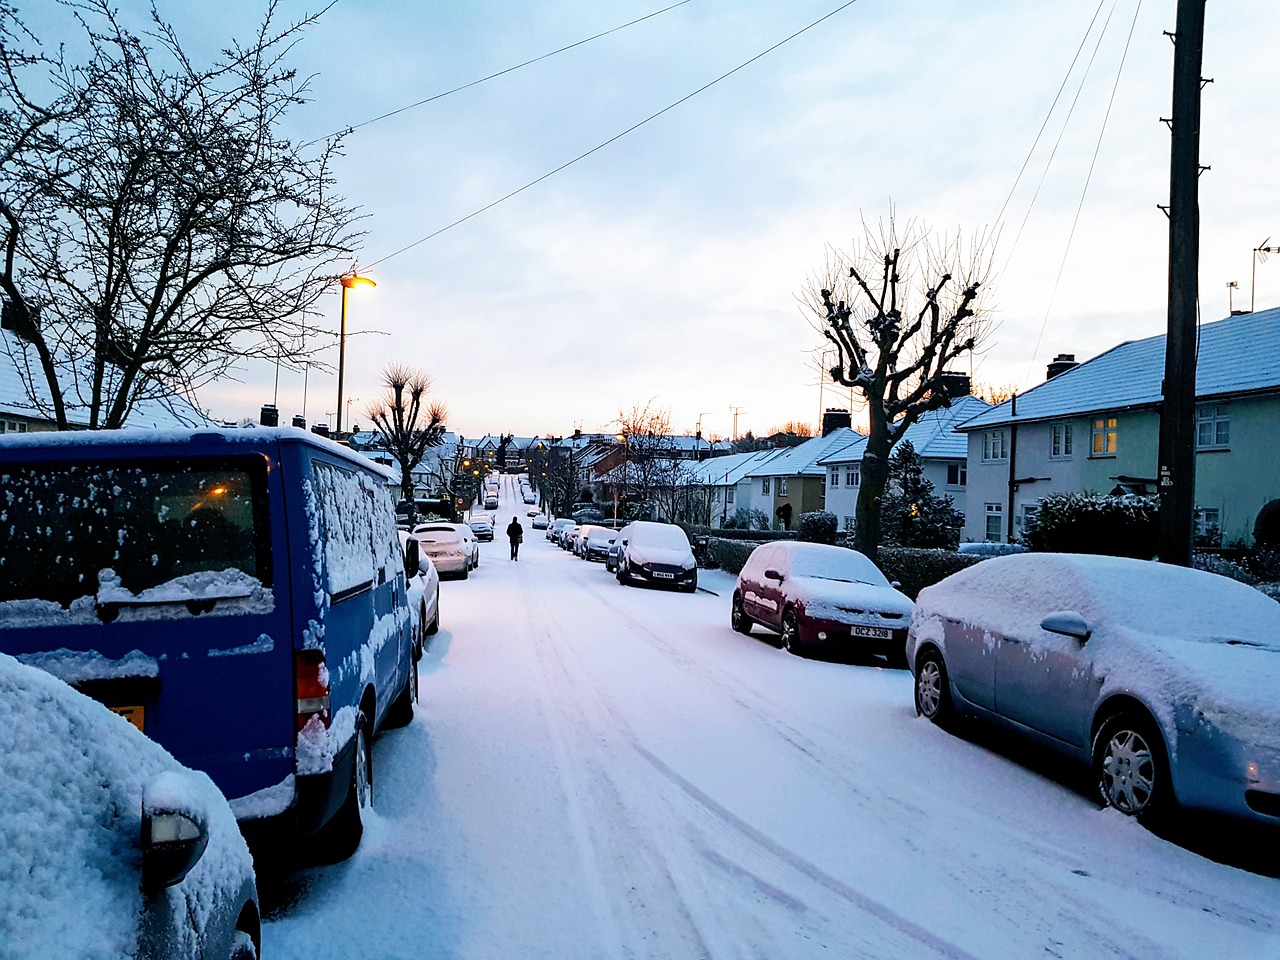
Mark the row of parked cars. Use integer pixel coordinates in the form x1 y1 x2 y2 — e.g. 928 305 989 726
0 427 453 958
725 540 1280 829
548 518 700 592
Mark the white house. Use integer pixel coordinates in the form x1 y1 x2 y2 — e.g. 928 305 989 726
819 395 990 533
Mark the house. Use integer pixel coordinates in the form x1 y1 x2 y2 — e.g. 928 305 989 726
819 394 990 533
741 428 863 529
684 449 786 527
955 308 1280 546
1 327 214 432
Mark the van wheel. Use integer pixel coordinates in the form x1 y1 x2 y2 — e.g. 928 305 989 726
385 658 417 729
315 716 372 862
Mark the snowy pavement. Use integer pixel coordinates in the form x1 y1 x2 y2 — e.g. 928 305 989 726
263 478 1280 960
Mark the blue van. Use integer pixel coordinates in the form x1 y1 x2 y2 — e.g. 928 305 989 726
0 427 419 859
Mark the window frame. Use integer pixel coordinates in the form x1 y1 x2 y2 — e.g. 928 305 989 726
829 467 840 488
1049 421 1074 460
1195 403 1230 451
778 477 788 497
1090 416 1118 458
945 461 967 487
761 477 770 496
982 429 1009 463
984 502 1003 542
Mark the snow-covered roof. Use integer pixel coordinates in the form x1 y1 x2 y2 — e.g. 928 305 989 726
820 395 990 465
743 428 862 478
1 328 215 430
958 308 1280 431
685 449 787 486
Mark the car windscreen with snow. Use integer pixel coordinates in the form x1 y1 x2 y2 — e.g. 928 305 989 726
784 543 893 588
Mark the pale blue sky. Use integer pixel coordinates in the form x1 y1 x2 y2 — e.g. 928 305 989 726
21 1 1280 439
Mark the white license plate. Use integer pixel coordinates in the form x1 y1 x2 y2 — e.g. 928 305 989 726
853 625 892 639
654 571 675 579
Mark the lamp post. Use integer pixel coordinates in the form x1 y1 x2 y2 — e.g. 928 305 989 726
336 273 376 437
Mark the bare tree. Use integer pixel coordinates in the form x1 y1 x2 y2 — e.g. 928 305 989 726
366 364 447 502
0 0 360 428
805 214 994 559
766 420 816 438
612 400 681 514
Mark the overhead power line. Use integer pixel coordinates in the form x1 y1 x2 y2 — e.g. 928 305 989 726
364 0 860 270
327 1 693 141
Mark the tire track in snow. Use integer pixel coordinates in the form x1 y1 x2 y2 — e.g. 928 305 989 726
525 559 985 960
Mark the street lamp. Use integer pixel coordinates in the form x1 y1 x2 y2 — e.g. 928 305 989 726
614 432 629 520
336 273 376 437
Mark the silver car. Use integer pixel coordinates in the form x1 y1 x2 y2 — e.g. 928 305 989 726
907 553 1280 825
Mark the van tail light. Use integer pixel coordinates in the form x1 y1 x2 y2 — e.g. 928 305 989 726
295 649 331 732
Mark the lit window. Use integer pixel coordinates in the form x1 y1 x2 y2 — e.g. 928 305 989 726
985 502 1003 542
1050 422 1073 458
946 462 967 486
1196 404 1230 450
982 430 1009 462
1091 416 1118 456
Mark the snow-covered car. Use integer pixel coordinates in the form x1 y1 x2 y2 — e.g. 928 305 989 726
398 531 440 659
605 539 623 573
548 518 575 542
483 494 499 510
467 517 495 541
0 652 260 960
732 542 912 660
907 553 1280 825
562 524 584 552
579 525 619 563
531 514 549 530
615 521 697 592
414 524 472 578
526 507 540 517
455 522 481 568
523 491 538 505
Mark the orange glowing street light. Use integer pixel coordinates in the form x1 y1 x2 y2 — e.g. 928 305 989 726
336 274 376 436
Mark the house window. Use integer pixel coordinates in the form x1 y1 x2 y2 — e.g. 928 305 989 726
778 478 788 496
829 467 840 488
1196 404 1230 450
1091 416 1118 456
946 462 967 487
1018 503 1041 537
0 419 28 434
1194 507 1222 547
1050 422 1073 459
982 430 1009 462
725 487 735 505
846 465 860 486
984 503 1003 542
843 516 855 532
761 477 770 496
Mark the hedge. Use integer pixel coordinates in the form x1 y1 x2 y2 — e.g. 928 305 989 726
875 547 986 600
1024 492 1158 558
797 511 838 544
707 539 763 574
683 524 797 542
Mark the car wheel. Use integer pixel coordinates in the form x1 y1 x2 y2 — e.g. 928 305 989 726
1094 712 1171 822
731 593 752 634
316 714 372 862
914 648 954 724
385 657 417 728
425 598 440 636
781 609 803 655
460 564 470 580
230 929 258 960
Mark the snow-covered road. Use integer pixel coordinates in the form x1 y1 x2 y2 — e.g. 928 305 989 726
264 478 1280 960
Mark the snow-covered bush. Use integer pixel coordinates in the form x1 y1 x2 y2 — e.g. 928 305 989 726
1023 492 1159 558
1192 553 1259 585
723 507 771 531
1256 582 1280 602
957 541 1028 556
876 547 984 600
796 511 838 544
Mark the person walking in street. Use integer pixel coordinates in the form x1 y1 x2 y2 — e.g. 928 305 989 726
507 516 524 561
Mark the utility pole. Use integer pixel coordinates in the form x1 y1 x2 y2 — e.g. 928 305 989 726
1156 0 1206 567
729 404 745 442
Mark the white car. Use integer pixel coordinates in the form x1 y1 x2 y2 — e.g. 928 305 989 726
531 514 549 530
0 652 260 960
413 524 473 578
398 531 441 659
548 518 575 542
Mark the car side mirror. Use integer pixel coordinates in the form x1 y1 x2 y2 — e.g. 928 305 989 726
764 568 784 582
621 539 629 546
1040 610 1091 642
890 581 902 590
403 537 420 577
141 773 209 890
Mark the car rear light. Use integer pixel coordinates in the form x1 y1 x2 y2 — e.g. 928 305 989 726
295 649 331 732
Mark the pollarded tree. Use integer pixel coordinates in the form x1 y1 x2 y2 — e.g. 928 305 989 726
805 213 993 559
0 0 360 428
366 365 448 503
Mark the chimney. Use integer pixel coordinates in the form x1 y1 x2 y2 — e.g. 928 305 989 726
259 404 279 427
292 415 307 429
311 423 330 438
821 408 852 436
938 370 971 399
1046 353 1079 380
